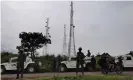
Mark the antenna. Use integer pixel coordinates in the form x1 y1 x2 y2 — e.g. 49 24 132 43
68 1 76 60
43 18 50 56
62 24 67 55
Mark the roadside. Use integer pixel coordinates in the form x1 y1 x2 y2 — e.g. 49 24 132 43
2 74 133 80
1 71 133 80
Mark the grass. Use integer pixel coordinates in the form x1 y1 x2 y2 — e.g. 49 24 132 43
29 75 133 80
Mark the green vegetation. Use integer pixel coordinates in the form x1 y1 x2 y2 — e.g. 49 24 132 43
1 50 133 72
18 32 51 60
31 75 133 80
95 56 100 70
36 54 67 72
1 51 18 63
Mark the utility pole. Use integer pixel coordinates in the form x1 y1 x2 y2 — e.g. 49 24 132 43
43 18 50 56
62 24 67 55
68 1 76 60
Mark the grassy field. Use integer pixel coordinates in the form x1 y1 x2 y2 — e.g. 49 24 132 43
27 75 133 80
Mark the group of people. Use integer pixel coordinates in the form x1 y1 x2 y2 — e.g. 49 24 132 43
16 46 123 78
51 47 96 75
98 53 123 72
76 47 96 75
76 47 123 75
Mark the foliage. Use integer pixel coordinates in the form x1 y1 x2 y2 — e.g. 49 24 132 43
128 51 133 56
1 51 18 63
18 32 51 60
95 52 101 57
35 54 68 72
95 56 101 70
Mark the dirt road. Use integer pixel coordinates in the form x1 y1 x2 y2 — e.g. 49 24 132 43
1 72 133 80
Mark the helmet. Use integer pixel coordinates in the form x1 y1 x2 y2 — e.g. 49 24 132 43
78 47 82 50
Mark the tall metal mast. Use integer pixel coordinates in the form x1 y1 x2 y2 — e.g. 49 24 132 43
62 24 67 55
68 1 76 60
43 18 50 55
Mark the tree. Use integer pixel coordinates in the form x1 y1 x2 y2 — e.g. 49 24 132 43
96 52 101 57
18 32 51 60
129 51 133 56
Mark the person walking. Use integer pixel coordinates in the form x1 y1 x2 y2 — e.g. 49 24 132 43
76 47 85 75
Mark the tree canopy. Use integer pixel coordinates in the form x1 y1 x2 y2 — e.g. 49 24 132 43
18 32 51 60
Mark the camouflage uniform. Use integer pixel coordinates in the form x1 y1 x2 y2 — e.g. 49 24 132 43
86 50 91 57
118 56 123 69
16 51 26 79
56 55 61 72
52 56 57 72
76 47 85 75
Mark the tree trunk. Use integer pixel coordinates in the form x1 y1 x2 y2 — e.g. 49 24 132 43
31 47 35 61
32 50 35 60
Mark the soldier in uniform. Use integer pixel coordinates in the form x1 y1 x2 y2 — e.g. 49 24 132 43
118 56 123 69
52 56 57 76
58 55 61 72
86 50 91 57
98 54 108 70
16 46 26 79
76 47 85 75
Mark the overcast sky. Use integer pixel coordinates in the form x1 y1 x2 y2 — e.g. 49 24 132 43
1 1 133 56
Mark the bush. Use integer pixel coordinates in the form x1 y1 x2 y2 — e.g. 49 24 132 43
95 56 101 70
36 54 68 72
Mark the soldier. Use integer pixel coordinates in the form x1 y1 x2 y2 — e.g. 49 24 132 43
16 46 26 79
91 55 96 71
56 55 61 72
52 56 56 71
52 56 57 76
98 54 108 70
118 56 123 69
76 47 85 75
107 56 115 71
86 50 91 57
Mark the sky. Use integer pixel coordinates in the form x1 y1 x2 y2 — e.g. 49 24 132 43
1 1 133 56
